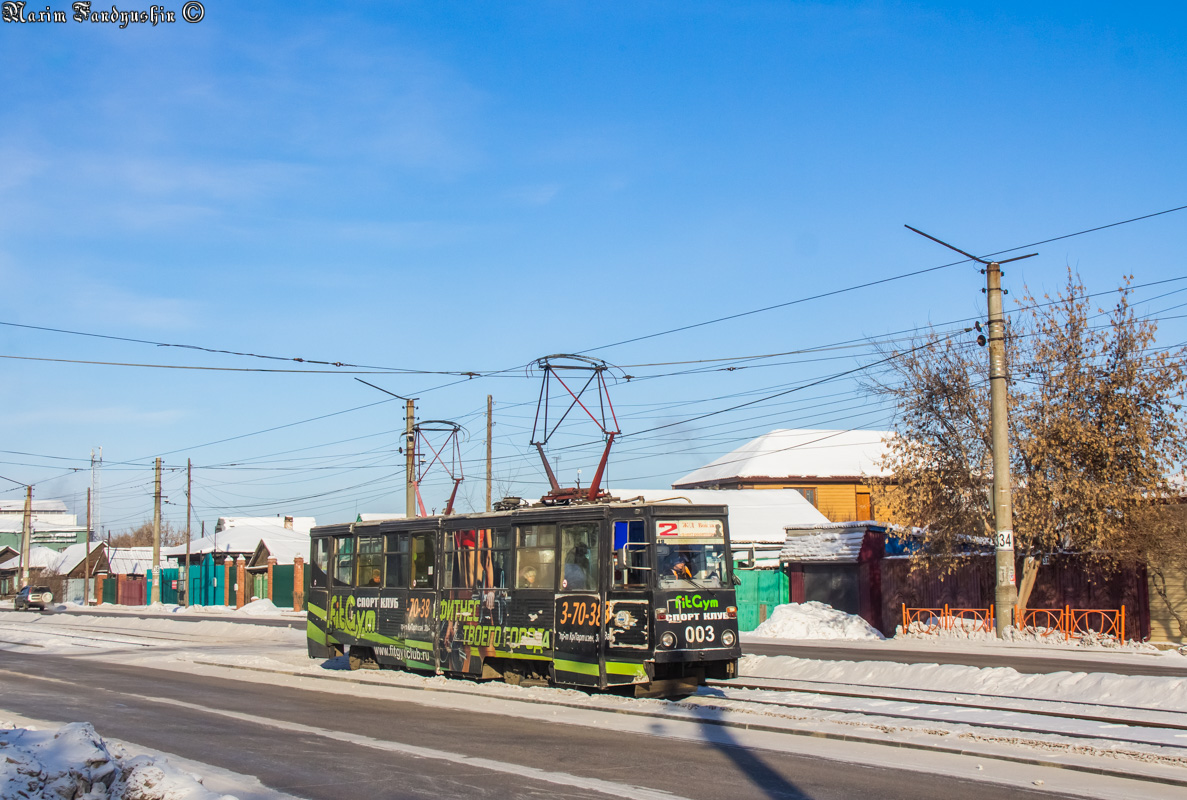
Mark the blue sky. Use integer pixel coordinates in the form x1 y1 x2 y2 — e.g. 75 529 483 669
1 2 1185 534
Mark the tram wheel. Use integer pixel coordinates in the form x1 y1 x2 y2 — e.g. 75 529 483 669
349 645 379 670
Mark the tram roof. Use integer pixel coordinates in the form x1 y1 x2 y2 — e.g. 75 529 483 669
312 496 732 535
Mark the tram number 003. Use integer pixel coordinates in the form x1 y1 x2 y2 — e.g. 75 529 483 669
684 625 716 644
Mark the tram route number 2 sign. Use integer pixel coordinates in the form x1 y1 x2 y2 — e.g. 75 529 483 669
657 519 723 538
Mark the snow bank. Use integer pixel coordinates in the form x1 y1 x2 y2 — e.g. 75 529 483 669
751 602 885 640
0 720 235 800
237 599 281 617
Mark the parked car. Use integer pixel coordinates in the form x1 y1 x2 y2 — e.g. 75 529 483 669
14 585 53 611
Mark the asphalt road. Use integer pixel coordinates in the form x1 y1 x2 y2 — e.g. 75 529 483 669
0 651 1070 800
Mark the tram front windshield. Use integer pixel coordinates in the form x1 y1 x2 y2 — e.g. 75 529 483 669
656 542 728 589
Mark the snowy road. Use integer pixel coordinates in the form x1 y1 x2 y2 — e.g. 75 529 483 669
0 650 1068 800
2 610 1186 798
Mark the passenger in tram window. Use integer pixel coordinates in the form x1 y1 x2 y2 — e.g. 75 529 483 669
519 565 538 587
367 568 381 587
563 542 591 590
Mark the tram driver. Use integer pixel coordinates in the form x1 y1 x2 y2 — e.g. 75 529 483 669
663 548 696 580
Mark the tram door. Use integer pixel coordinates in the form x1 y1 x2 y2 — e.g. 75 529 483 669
381 530 436 672
553 521 604 687
306 536 333 657
605 518 651 687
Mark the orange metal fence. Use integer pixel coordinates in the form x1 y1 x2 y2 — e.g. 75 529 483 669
901 604 995 634
1014 605 1126 642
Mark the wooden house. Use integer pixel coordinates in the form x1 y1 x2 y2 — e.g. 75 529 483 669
672 429 891 522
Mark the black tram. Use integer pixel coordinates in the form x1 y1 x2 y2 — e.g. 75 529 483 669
306 498 741 697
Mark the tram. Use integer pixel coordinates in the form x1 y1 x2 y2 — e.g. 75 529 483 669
306 497 742 697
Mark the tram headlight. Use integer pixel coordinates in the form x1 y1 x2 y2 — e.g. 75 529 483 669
721 629 736 647
660 631 677 648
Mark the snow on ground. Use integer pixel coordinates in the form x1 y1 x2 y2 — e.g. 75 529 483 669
740 653 1187 712
4 612 1187 796
751 601 885 640
0 718 257 800
50 602 305 619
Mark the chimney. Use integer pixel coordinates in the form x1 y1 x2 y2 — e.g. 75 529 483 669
284 516 293 530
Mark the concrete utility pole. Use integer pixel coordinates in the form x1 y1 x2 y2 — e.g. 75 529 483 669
184 458 192 608
486 395 493 512
93 447 101 553
985 258 1018 635
406 398 416 518
19 485 32 589
905 225 1037 636
151 457 162 605
85 487 92 605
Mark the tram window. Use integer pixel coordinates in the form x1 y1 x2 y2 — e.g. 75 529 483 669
311 538 331 588
560 523 598 592
516 524 556 589
446 529 506 590
332 536 354 587
410 533 434 588
357 535 383 587
613 520 648 588
657 542 728 589
384 534 409 589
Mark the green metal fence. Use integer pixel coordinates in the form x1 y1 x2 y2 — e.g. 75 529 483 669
735 567 789 631
272 564 295 609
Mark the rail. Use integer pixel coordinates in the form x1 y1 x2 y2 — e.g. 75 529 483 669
900 604 994 634
1014 605 1126 642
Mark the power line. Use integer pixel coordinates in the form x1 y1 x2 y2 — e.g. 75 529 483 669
577 203 1187 354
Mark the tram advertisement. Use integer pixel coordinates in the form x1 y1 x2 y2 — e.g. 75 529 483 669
554 593 602 685
656 591 739 651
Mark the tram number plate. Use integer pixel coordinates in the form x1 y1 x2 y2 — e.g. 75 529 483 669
682 625 716 645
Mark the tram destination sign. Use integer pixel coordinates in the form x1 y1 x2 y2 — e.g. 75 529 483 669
657 519 723 538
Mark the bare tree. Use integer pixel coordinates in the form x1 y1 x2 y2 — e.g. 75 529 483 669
108 520 185 548
871 270 1187 612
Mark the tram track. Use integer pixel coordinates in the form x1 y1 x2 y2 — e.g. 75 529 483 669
705 677 1187 732
688 687 1187 751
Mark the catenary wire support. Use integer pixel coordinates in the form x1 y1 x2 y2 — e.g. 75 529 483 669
529 354 622 504
414 420 466 516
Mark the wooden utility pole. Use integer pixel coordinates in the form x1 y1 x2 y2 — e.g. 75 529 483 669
486 395 493 512
905 225 1037 636
406 398 416 518
184 458 192 607
151 457 162 605
19 485 31 589
85 487 92 605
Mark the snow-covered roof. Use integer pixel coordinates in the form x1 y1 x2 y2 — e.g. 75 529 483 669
37 542 107 576
609 488 829 544
779 520 883 562
167 517 312 561
0 499 69 513
0 516 82 533
673 429 892 487
358 513 403 522
214 516 315 535
247 535 308 566
107 547 155 575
